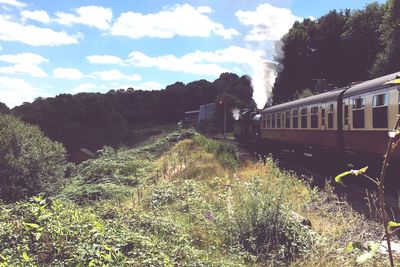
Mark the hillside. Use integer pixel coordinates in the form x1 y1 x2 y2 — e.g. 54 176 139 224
0 128 395 266
11 73 255 159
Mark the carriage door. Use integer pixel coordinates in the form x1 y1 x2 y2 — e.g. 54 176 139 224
342 98 351 150
319 104 326 146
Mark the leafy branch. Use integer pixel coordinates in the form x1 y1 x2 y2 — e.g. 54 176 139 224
335 115 400 266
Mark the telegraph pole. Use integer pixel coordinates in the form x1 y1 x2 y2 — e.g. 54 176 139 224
223 89 227 139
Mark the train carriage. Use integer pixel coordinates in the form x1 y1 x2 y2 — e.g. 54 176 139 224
260 71 400 157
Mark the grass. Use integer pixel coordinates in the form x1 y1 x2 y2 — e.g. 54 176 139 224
1 130 399 266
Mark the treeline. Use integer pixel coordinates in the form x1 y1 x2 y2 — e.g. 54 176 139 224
0 102 10 114
273 0 400 104
10 73 254 155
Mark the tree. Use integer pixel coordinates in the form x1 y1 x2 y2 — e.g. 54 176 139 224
371 0 400 76
0 102 10 114
0 114 67 202
272 18 318 104
272 5 386 104
342 3 384 81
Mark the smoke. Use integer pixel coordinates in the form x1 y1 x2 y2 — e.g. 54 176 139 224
250 60 277 109
231 108 240 120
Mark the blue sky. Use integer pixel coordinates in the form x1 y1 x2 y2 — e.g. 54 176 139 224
0 0 384 108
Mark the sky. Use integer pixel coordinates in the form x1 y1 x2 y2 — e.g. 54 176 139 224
0 0 385 108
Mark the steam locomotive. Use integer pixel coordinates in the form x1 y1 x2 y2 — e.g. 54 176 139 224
237 71 400 159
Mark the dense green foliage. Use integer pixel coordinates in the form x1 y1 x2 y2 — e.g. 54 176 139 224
62 130 194 203
12 73 254 157
371 0 400 76
0 102 10 114
272 1 399 104
225 176 314 263
192 134 238 170
0 115 67 202
0 195 226 266
0 131 394 265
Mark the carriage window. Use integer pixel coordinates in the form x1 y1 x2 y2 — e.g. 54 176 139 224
266 114 270 128
311 106 318 128
352 97 365 129
321 108 325 127
301 108 308 128
398 91 400 114
344 104 349 126
285 111 291 128
277 113 281 128
262 114 266 128
372 93 388 128
271 113 275 128
328 104 334 129
292 109 298 128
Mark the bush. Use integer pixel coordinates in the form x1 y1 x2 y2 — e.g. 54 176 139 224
215 142 238 169
0 115 67 202
224 178 315 264
192 134 238 169
0 196 240 266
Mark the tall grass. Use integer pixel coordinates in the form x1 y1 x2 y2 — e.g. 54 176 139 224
192 134 238 169
1 130 391 266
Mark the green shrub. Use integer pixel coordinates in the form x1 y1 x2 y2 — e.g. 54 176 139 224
224 178 315 264
61 181 134 204
215 142 238 169
0 115 67 202
0 196 243 266
0 196 126 266
192 134 238 169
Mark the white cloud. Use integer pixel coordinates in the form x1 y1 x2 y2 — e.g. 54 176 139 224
0 15 79 46
86 55 124 65
111 3 239 39
72 80 161 94
0 0 26 7
53 67 84 80
127 46 269 77
0 64 47 77
0 52 48 64
176 46 275 108
0 53 48 77
21 10 50 23
136 81 162 90
0 76 40 108
56 6 112 30
108 81 162 91
236 3 302 41
128 51 230 76
72 83 97 94
92 69 141 81
181 46 266 65
128 45 276 108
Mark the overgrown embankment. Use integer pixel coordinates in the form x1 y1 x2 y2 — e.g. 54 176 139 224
0 130 396 266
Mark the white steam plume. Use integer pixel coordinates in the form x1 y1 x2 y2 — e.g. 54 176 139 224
250 60 277 109
231 108 240 120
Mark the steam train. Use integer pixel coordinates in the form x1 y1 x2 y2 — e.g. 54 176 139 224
237 71 400 159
